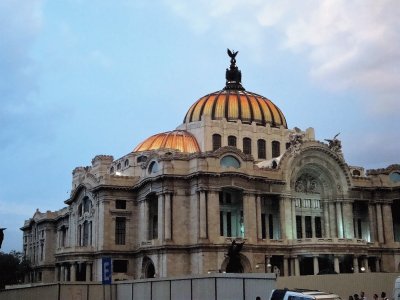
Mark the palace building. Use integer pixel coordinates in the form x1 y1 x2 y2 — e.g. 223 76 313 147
21 51 400 283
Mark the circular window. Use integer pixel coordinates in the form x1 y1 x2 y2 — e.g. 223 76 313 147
389 171 400 182
220 155 240 169
148 161 159 174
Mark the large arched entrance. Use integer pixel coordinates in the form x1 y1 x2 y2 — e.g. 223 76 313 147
142 256 156 278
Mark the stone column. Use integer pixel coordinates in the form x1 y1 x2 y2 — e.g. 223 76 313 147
294 257 300 276
363 257 369 272
140 200 149 241
368 204 377 243
199 191 207 239
70 263 76 282
290 258 295 276
382 203 394 244
329 202 337 238
157 193 164 241
313 256 319 275
342 200 354 239
311 216 316 238
334 256 340 274
336 201 344 238
323 200 330 238
164 193 172 240
292 199 297 239
353 256 359 273
243 193 257 243
376 203 384 243
64 265 69 281
375 258 381 272
60 265 65 282
283 257 289 277
207 191 220 243
256 195 262 240
86 262 92 282
301 216 306 238
281 196 292 240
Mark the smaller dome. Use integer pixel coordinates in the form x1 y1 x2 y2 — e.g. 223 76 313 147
134 130 200 153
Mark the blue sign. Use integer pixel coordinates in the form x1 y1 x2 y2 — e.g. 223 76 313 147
102 257 112 285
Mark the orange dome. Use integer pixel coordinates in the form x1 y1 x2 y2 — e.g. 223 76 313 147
183 90 287 128
134 130 200 153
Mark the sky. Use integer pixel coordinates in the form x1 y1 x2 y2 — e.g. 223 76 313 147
1 0 399 252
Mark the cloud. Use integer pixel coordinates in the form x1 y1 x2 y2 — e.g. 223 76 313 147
163 0 400 115
0 0 44 145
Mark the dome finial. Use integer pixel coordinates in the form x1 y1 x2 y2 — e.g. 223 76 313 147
225 48 245 90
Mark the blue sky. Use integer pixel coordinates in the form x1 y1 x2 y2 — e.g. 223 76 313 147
1 0 399 252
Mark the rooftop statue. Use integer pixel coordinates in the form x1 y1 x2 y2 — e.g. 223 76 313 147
225 48 244 90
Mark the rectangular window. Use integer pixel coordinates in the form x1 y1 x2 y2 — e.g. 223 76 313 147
115 217 126 245
269 214 274 239
243 138 252 155
305 216 312 238
220 211 224 236
296 216 302 239
116 200 127 209
83 222 89 246
261 213 266 239
272 141 280 158
228 135 237 147
357 218 362 239
113 260 128 273
315 217 322 238
257 139 266 159
227 212 232 236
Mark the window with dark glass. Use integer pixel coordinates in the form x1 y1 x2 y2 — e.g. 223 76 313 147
261 213 266 239
272 141 280 158
305 216 312 238
113 260 128 273
83 197 91 213
243 137 252 155
219 189 244 238
220 155 240 168
148 195 158 239
117 163 121 170
137 155 147 163
315 217 322 238
115 217 126 245
228 135 237 147
296 216 302 239
124 159 129 167
257 139 266 159
269 214 274 239
116 200 127 209
83 221 89 246
212 134 222 151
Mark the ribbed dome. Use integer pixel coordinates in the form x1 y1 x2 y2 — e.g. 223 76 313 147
183 90 287 128
183 49 287 128
134 130 200 153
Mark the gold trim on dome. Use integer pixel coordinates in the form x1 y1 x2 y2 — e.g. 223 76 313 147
183 90 287 128
134 130 200 153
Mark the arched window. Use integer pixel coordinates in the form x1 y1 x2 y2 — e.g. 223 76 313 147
257 139 266 159
352 170 361 176
124 159 129 167
148 161 159 174
272 141 280 158
228 135 237 147
243 138 251 155
117 163 121 170
83 197 91 213
220 155 240 169
110 166 114 174
212 134 222 151
389 172 400 182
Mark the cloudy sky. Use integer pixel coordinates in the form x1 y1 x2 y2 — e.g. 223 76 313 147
1 0 399 252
